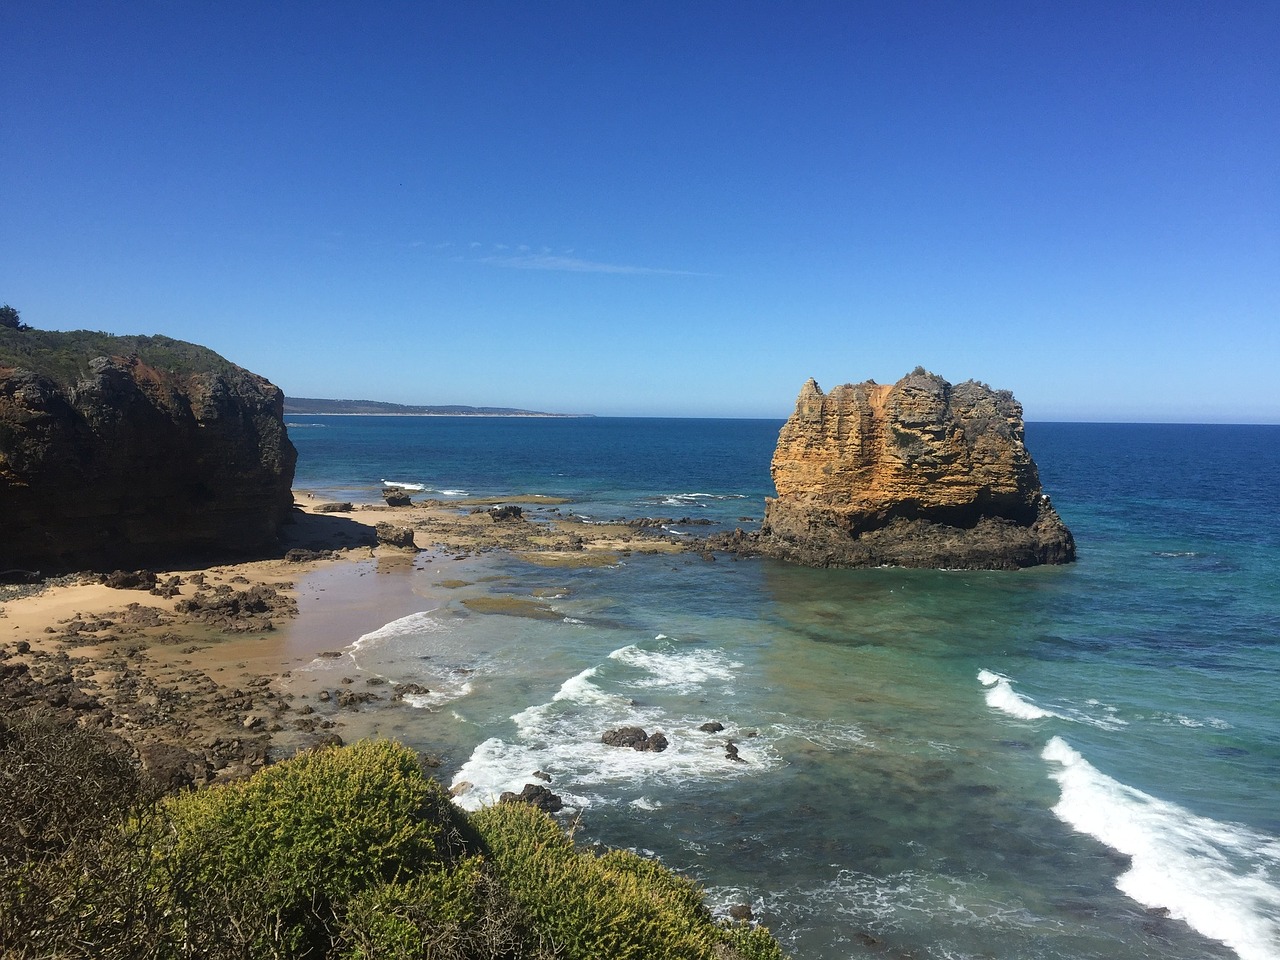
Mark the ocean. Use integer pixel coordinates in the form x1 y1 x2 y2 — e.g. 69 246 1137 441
287 416 1280 960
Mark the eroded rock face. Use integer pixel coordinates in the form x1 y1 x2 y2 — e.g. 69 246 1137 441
1 348 296 571
759 370 1075 569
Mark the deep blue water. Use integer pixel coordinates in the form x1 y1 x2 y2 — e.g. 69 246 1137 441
288 417 1280 960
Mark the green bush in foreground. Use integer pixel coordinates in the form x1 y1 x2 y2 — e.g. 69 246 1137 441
0 730 785 960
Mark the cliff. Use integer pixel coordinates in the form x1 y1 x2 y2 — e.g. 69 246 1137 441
759 369 1075 569
0 330 297 572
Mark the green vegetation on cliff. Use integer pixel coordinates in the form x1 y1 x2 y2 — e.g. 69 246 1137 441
0 719 784 960
0 328 240 387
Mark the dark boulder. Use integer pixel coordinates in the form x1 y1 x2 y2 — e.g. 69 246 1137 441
103 569 158 590
500 782 564 813
375 522 416 549
602 726 669 752
382 487 413 507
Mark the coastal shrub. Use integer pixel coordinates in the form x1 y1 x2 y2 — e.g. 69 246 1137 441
146 739 469 956
336 859 539 960
0 708 145 863
0 329 239 386
0 732 787 960
471 801 783 960
0 707 163 958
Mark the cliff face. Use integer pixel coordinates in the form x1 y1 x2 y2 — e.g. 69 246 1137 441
760 369 1074 569
0 334 296 572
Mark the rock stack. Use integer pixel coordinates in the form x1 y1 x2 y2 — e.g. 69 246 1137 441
758 369 1075 570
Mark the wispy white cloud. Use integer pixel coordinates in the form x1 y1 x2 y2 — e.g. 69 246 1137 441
474 252 711 276
430 241 714 276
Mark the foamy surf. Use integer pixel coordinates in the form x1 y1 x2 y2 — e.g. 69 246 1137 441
1042 736 1280 960
978 670 1128 730
609 641 741 694
978 669 1056 720
298 610 479 711
651 492 749 506
451 639 772 811
707 868 1057 947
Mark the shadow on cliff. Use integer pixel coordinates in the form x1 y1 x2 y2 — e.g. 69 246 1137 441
280 509 378 554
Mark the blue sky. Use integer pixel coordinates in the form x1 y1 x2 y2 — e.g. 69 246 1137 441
4 2 1276 421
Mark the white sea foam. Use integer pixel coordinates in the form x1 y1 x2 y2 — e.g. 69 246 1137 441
347 610 447 659
451 642 771 811
978 670 1128 730
609 642 741 694
1042 736 1280 960
299 610 479 710
766 717 870 751
402 679 473 710
382 479 425 491
294 610 445 671
978 670 1057 721
709 869 1053 938
1147 711 1235 730
435 488 468 497
657 492 748 503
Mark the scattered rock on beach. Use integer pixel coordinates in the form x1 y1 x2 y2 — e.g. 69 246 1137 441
103 569 158 590
174 583 295 633
375 522 417 549
382 487 413 507
313 502 354 513
487 504 524 522
392 682 430 698
284 548 335 562
699 721 725 733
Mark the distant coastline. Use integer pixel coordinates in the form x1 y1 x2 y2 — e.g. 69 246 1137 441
284 397 592 418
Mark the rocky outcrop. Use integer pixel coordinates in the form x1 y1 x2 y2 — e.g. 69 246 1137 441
601 726 669 752
758 369 1074 569
0 333 296 571
374 522 417 549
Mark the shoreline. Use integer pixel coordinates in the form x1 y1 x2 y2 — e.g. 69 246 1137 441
0 491 701 788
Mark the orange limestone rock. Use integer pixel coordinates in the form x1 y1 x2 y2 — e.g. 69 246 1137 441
759 368 1075 569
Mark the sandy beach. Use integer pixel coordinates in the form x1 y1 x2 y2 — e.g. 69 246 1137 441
0 493 697 788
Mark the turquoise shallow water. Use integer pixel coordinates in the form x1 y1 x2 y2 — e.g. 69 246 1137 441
288 417 1280 960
